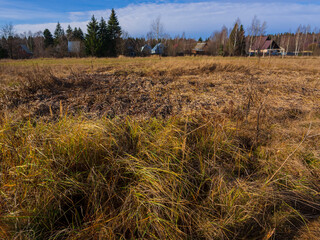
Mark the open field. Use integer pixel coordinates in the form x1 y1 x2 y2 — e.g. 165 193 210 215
0 56 320 239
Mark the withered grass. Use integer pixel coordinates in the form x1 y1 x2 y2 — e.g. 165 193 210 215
0 56 320 239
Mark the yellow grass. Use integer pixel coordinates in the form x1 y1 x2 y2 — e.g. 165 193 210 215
0 56 319 239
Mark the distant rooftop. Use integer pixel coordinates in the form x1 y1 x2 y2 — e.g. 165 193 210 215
20 44 32 54
193 42 207 52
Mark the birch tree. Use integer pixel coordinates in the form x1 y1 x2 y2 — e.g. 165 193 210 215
150 16 164 42
247 16 267 55
295 25 302 56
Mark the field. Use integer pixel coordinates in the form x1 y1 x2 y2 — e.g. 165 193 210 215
0 56 320 239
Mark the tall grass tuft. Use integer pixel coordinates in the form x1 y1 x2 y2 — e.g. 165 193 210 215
1 115 319 239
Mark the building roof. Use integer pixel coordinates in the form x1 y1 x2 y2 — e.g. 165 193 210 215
153 43 164 48
251 36 280 50
193 42 207 52
151 43 165 54
141 44 152 52
20 45 32 54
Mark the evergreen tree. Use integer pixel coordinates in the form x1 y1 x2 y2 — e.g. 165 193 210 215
218 44 224 56
43 29 54 48
85 15 100 56
236 25 246 56
107 9 122 57
228 22 239 56
227 22 246 56
66 25 73 40
79 28 84 40
198 37 203 42
73 27 84 40
54 22 65 45
98 17 109 57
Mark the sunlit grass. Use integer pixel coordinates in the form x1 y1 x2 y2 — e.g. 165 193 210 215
0 115 319 239
0 56 320 239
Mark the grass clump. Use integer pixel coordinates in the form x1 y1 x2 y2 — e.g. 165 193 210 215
0 115 319 239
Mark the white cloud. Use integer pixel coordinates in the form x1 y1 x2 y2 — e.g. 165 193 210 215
14 1 320 38
15 22 88 35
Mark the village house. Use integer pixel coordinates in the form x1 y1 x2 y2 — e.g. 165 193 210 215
151 43 165 55
141 44 152 56
17 44 33 59
249 36 284 56
192 42 208 55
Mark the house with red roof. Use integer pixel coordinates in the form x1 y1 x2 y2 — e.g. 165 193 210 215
249 36 284 56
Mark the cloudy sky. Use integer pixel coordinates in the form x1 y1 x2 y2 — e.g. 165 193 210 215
1 0 320 38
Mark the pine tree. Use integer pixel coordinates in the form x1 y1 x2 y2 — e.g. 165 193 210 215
228 22 239 56
54 22 65 45
198 37 203 42
66 25 73 40
236 25 246 56
107 9 121 57
98 17 109 57
85 15 100 56
73 28 84 40
77 28 84 40
43 29 54 48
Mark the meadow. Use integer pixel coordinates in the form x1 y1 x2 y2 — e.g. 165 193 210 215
0 56 319 239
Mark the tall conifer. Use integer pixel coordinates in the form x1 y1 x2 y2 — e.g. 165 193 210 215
228 22 239 56
73 28 84 40
44 29 54 48
107 9 121 57
66 25 73 40
54 22 64 45
237 25 246 56
98 17 109 57
85 15 100 56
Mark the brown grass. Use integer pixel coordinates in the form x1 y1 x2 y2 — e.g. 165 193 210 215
0 56 320 239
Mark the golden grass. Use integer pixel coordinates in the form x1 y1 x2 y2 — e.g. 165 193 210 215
0 56 319 239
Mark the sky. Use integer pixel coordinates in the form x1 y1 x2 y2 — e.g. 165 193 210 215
1 0 320 39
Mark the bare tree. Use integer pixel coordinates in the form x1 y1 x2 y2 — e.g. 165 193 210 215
149 16 165 41
33 34 45 57
207 26 228 56
302 24 311 52
311 27 318 52
295 25 302 56
1 23 15 39
1 23 16 58
247 16 259 53
247 16 267 56
286 34 291 54
220 26 228 47
181 32 186 54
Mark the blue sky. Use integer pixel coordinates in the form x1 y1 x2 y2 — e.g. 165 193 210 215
1 0 320 38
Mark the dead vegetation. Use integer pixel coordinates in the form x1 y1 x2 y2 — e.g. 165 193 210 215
0 56 320 239
1 58 319 123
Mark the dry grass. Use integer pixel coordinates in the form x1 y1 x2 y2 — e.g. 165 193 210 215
0 56 320 239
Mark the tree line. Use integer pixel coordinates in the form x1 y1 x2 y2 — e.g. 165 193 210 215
1 11 320 59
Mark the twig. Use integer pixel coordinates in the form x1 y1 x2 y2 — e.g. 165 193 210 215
265 123 312 185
